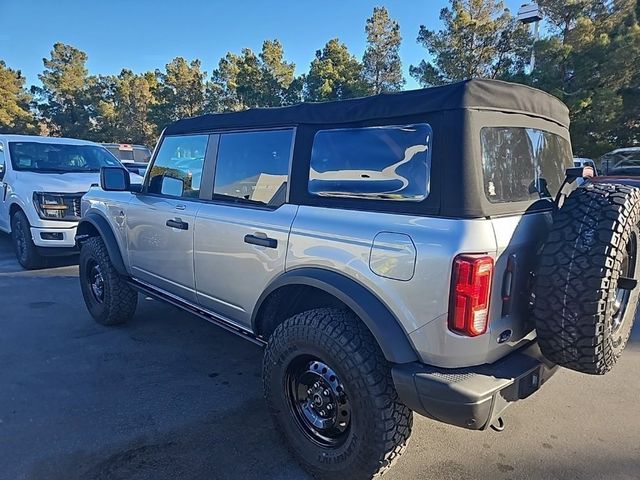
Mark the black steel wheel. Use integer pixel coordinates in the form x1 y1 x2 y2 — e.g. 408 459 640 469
285 357 351 447
86 260 106 304
263 308 412 480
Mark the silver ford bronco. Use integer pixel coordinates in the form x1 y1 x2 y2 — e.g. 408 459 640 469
76 79 640 479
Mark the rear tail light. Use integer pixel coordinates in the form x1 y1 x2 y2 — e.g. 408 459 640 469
448 254 494 336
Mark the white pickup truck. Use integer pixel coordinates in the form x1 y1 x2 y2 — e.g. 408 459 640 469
0 135 138 269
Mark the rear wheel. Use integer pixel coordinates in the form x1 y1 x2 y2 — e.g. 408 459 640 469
263 308 412 479
79 236 137 325
11 210 44 270
534 183 640 374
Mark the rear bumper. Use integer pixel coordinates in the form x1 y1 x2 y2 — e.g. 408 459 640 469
392 341 558 430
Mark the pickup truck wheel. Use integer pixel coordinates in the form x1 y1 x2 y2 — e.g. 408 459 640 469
263 308 412 479
534 183 640 374
11 211 44 270
79 236 137 325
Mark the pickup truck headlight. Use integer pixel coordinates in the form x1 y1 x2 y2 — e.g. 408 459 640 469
32 192 83 221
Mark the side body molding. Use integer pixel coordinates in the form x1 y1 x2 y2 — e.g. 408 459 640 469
253 267 419 364
76 213 128 275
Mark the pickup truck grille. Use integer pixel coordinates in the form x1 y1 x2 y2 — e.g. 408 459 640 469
69 196 82 218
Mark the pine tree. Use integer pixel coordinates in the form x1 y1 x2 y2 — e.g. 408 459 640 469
305 38 371 101
363 7 404 93
0 61 37 134
410 0 531 86
32 43 95 138
207 40 301 112
151 58 206 130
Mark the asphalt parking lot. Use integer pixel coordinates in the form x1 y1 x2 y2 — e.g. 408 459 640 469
0 232 639 480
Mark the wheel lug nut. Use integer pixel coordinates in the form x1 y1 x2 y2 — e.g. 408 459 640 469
323 389 330 396
320 410 325 416
307 389 312 395
327 404 332 411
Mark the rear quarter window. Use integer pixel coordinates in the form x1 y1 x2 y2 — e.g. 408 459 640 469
481 127 572 204
308 123 432 202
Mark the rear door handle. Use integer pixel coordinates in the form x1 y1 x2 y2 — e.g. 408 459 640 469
166 218 189 230
244 234 277 248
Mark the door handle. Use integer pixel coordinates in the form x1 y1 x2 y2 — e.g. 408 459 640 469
244 234 277 248
166 218 189 230
175 204 186 211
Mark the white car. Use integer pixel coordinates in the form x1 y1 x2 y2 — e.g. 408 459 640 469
0 135 140 269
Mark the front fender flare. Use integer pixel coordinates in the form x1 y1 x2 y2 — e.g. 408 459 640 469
76 213 128 276
253 267 419 364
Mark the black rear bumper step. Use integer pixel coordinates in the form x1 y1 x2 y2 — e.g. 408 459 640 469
129 279 267 347
392 342 558 430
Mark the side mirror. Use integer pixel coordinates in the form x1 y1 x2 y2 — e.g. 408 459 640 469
160 176 184 197
100 166 131 191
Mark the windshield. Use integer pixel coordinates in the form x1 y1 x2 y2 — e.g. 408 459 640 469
9 141 121 173
602 150 640 175
481 127 573 204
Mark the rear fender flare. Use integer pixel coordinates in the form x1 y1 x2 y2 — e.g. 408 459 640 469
253 267 419 364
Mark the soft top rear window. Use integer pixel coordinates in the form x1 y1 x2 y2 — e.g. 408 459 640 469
481 127 572 204
309 123 432 202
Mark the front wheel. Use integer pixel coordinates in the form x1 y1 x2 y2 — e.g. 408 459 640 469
79 236 137 325
11 211 44 270
263 308 412 479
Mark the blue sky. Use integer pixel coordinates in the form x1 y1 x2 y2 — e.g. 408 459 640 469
1 0 525 90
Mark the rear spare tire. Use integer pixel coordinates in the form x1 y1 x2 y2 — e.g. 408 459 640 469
534 183 640 374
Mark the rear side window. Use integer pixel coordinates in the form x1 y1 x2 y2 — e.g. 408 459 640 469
213 129 293 207
148 135 208 198
308 124 432 201
481 127 572 203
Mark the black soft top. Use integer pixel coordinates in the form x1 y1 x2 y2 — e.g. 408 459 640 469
165 78 569 135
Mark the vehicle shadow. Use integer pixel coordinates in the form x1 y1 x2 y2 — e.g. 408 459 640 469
28 402 308 480
21 296 310 480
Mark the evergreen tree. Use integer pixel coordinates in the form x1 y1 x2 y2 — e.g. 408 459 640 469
207 40 301 112
151 57 206 130
32 43 95 138
363 6 404 93
305 38 371 101
0 61 37 134
410 0 531 86
93 70 158 145
527 0 640 155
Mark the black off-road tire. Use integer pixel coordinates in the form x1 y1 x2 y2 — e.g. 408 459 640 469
263 308 412 480
11 210 44 270
534 183 640 374
79 236 137 325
